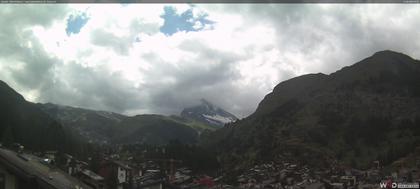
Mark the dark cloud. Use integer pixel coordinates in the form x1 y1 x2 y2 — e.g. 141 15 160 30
0 5 68 98
0 5 68 57
0 5 143 114
38 63 144 113
10 37 57 89
233 4 420 73
89 14 160 56
139 42 245 115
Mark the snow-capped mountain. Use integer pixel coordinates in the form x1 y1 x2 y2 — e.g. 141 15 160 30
180 99 238 127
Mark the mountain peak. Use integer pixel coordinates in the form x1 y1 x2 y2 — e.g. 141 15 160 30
329 50 420 82
254 51 420 117
367 50 416 64
181 99 238 127
372 50 408 57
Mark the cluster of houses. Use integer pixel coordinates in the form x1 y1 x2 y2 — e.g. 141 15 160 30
232 161 324 189
219 157 420 189
62 152 156 189
0 143 221 189
58 147 219 189
1 143 419 189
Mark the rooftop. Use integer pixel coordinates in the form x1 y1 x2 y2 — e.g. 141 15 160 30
81 169 104 181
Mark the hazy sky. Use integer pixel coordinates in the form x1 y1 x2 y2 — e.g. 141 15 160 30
0 4 419 118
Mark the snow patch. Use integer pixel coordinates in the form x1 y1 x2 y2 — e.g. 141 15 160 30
203 114 235 124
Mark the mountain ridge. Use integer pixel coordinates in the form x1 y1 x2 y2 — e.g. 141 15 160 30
203 50 420 172
252 50 420 118
38 102 214 145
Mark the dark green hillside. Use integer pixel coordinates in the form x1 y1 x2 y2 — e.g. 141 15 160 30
0 80 80 154
114 114 199 145
203 50 420 171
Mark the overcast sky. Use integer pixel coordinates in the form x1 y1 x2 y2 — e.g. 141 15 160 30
0 4 419 118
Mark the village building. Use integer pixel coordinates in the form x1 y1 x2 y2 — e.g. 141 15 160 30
98 160 132 189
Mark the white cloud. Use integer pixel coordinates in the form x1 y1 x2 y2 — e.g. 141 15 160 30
1 4 420 118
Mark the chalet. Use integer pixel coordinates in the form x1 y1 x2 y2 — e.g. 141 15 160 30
0 147 91 189
115 161 132 186
64 154 77 176
98 160 132 189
